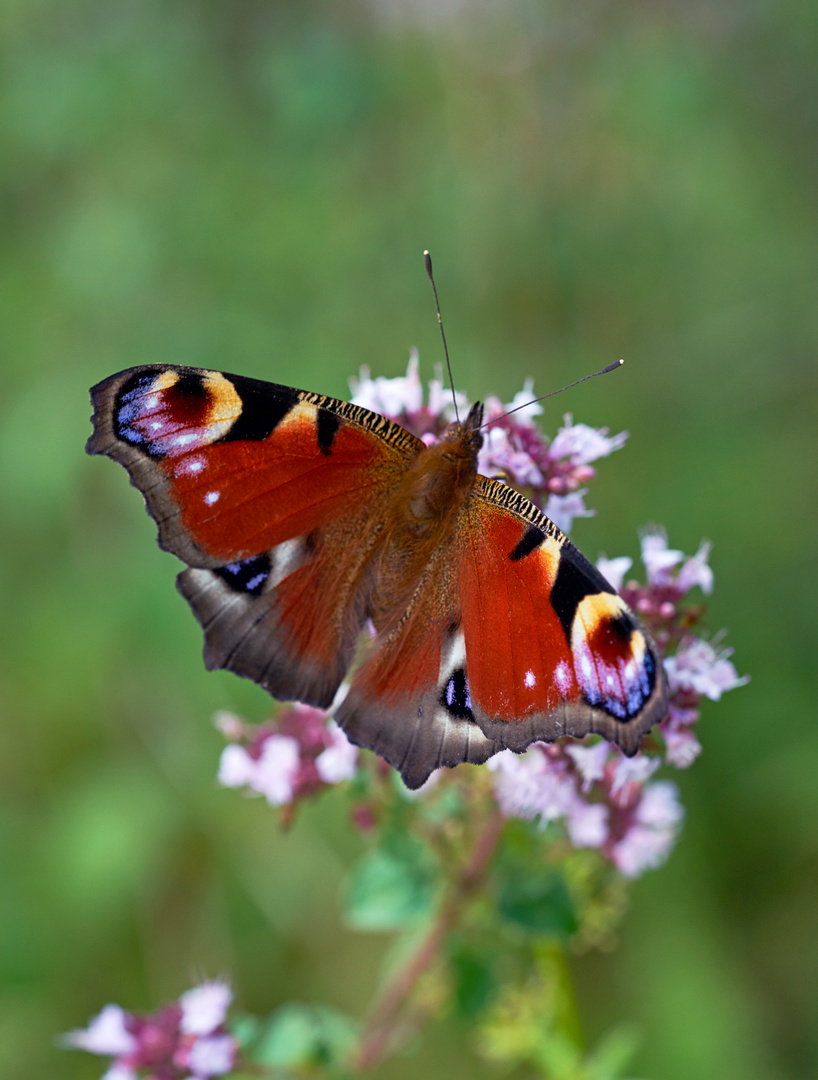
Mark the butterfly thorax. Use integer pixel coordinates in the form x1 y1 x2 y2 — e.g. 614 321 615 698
397 402 483 528
366 404 485 631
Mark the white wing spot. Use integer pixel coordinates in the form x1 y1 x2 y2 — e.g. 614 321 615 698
524 669 536 688
555 661 572 693
204 491 220 505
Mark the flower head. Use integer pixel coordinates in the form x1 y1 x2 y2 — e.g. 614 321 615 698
217 704 359 808
664 638 749 701
63 981 237 1079
349 356 627 536
548 414 628 466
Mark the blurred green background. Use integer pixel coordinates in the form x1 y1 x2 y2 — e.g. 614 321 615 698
2 1 816 1077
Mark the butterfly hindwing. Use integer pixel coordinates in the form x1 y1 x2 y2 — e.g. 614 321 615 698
336 549 498 788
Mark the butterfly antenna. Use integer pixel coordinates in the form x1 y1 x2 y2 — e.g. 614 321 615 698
481 359 624 430
424 250 459 422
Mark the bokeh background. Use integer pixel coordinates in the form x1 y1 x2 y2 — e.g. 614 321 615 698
2 1 816 1077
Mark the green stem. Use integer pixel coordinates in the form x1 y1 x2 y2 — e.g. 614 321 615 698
351 810 504 1072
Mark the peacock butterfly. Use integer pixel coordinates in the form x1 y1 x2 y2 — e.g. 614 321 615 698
86 363 668 788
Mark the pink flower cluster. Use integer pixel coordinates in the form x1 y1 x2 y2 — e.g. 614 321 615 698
487 531 747 877
489 743 684 878
351 354 629 533
216 703 358 807
63 980 236 1080
603 528 749 769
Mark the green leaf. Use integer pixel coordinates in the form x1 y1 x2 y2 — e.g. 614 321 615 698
253 1003 357 1069
449 944 497 1018
586 1024 642 1080
344 845 434 931
498 872 578 937
229 1012 261 1048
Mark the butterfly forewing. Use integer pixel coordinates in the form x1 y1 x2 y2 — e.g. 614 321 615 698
457 478 667 757
87 364 424 707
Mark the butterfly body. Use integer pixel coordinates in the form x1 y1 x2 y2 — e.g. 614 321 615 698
88 365 667 788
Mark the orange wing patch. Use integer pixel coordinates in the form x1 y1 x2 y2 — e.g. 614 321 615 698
459 504 574 720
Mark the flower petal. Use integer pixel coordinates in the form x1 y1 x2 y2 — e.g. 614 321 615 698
179 980 233 1036
63 1005 137 1056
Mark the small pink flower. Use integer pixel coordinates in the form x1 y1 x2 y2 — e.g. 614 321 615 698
595 555 633 593
663 724 702 768
63 981 238 1079
565 741 611 792
506 378 544 423
349 351 465 432
609 780 684 877
479 427 544 486
637 780 685 830
640 528 684 584
611 823 677 878
216 705 359 809
187 1034 236 1077
217 744 256 788
254 735 301 805
350 351 424 416
102 1066 137 1080
218 734 300 805
548 414 628 466
544 490 594 534
212 710 246 741
315 721 358 783
179 980 232 1036
664 638 749 701
610 754 660 799
565 797 609 848
63 1005 137 1056
661 705 703 769
489 748 576 824
676 540 714 595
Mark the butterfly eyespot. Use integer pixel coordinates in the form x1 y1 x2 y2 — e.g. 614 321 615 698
214 553 271 597
114 369 245 458
440 668 474 722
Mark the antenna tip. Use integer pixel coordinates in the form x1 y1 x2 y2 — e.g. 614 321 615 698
424 251 433 278
600 358 624 375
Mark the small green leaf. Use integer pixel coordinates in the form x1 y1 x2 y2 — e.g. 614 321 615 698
586 1024 642 1080
452 948 496 1018
253 1003 357 1068
344 846 434 931
498 872 578 937
229 1011 261 1048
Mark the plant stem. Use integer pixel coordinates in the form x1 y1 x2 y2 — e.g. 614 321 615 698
351 810 504 1072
